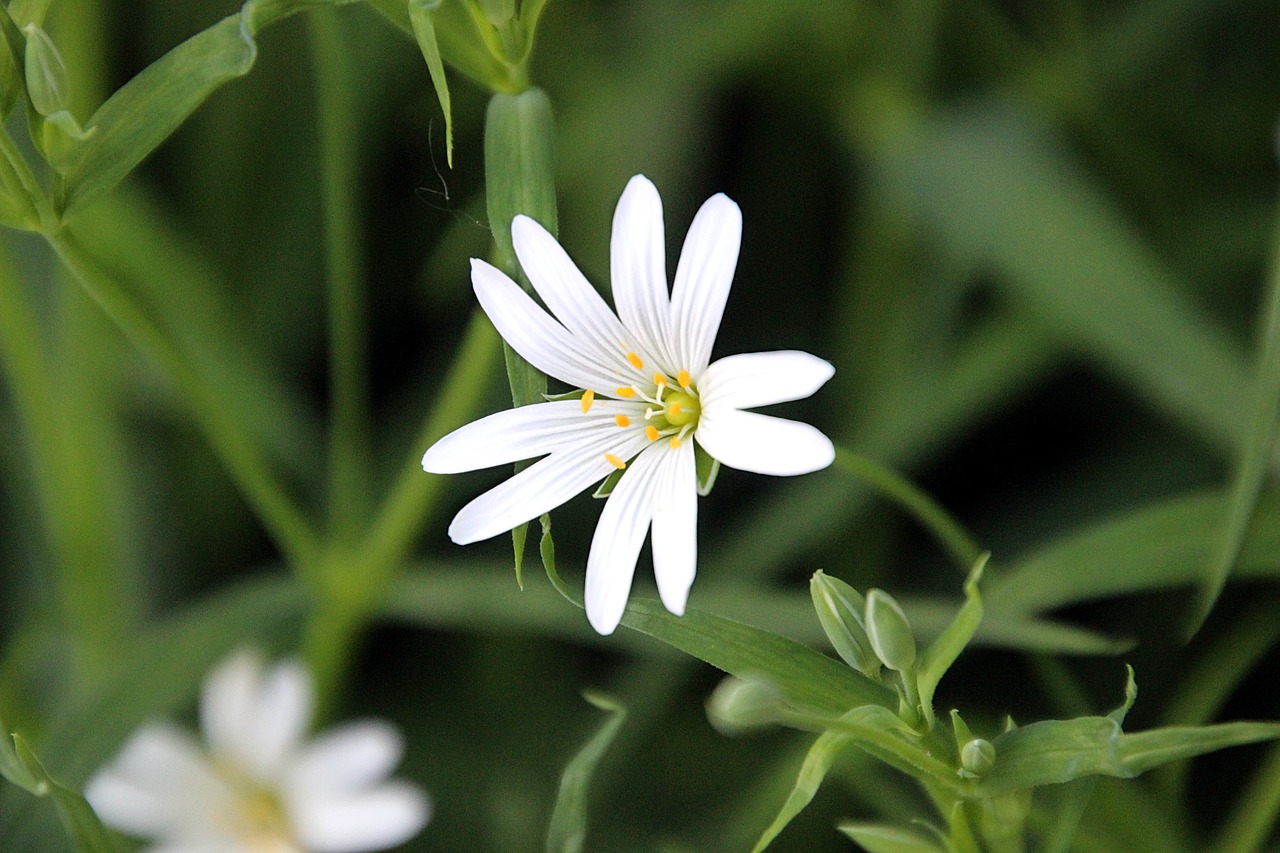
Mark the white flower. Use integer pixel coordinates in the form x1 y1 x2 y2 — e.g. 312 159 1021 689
86 650 430 853
422 174 835 635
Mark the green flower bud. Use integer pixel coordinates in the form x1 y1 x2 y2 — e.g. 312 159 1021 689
865 589 916 672
810 571 881 678
959 738 996 778
705 677 784 735
22 24 68 117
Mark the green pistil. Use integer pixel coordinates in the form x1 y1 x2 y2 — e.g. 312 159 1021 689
663 390 699 428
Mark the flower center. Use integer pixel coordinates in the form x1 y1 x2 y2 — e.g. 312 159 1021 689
586 356 703 468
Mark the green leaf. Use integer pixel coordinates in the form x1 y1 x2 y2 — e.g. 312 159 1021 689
752 727 850 852
916 556 986 727
837 823 947 853
979 716 1280 796
21 22 67 116
3 731 121 853
545 693 627 853
865 589 916 673
409 0 454 167
484 87 557 284
620 601 896 718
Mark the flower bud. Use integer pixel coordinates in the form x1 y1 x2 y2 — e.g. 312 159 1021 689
810 571 881 678
865 589 916 672
959 738 996 778
705 677 784 734
22 24 69 117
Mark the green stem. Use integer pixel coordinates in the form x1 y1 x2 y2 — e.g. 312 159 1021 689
308 9 370 541
46 229 322 569
833 445 984 571
1212 740 1280 853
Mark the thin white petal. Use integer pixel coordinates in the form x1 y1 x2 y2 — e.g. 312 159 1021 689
512 215 656 381
696 409 834 476
285 721 403 796
422 399 646 474
86 723 229 838
650 441 697 616
239 659 313 784
200 648 261 766
584 445 671 635
611 175 677 371
669 193 741 376
448 427 651 545
471 259 629 393
698 351 834 411
289 782 431 853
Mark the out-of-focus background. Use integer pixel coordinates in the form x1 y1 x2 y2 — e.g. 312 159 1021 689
1 1 1278 850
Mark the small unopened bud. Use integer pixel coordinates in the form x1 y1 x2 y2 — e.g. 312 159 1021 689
811 571 881 678
959 738 996 778
865 589 916 672
22 24 68 117
706 677 784 735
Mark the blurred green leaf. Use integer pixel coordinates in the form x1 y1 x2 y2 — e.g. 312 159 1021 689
2 729 120 853
0 714 40 793
916 556 985 728
837 823 947 853
546 692 627 853
752 727 849 853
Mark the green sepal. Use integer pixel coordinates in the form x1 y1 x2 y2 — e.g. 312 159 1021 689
592 467 624 499
543 389 588 402
950 709 974 756
545 692 627 853
810 570 882 679
20 22 66 117
706 676 786 735
837 823 948 853
915 554 987 728
408 0 453 167
865 589 916 673
694 441 720 496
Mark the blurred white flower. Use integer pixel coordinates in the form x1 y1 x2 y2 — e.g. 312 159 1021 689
86 649 430 853
422 174 834 635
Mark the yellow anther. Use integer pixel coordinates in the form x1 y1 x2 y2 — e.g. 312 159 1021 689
669 437 682 449
645 425 660 441
604 453 626 470
626 352 644 370
669 402 682 417
616 386 636 398
654 372 667 387
580 389 595 413
615 414 631 428
677 370 692 388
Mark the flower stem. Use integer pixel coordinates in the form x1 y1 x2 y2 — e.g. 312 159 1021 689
833 445 983 571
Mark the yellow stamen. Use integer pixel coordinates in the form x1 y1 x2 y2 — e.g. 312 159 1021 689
654 372 667 387
580 389 595 413
604 453 626 470
669 437 682 449
645 425 660 441
616 386 636 398
626 352 644 370
677 369 692 388
669 402 682 417
615 414 630 428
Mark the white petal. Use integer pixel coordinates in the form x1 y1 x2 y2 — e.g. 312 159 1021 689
698 351 834 411
448 426 651 545
650 441 697 616
611 175 677 371
696 409 834 476
86 723 229 838
471 259 629 393
669 193 741 376
422 399 646 474
289 782 431 853
285 721 403 797
512 215 657 381
585 445 672 635
200 649 261 768
239 659 313 785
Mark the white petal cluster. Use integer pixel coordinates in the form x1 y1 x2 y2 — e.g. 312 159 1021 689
86 650 430 853
423 174 835 635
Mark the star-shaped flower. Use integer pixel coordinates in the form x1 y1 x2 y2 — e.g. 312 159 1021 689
422 174 835 635
86 650 430 853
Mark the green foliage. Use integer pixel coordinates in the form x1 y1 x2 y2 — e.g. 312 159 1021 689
545 692 627 853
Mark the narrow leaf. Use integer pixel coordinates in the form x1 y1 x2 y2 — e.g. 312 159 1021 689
8 735 121 853
409 0 454 167
916 556 986 727
752 728 850 852
546 693 627 853
837 823 947 853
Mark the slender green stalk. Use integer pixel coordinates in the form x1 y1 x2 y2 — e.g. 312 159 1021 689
46 229 322 569
1212 740 1280 853
833 445 984 571
309 9 370 541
